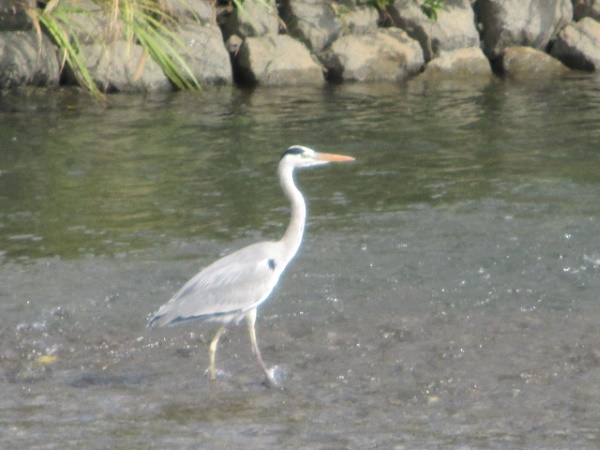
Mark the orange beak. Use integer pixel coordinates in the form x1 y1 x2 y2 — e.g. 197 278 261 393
314 152 356 162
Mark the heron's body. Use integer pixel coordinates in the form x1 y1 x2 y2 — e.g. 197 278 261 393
147 145 354 385
148 240 287 327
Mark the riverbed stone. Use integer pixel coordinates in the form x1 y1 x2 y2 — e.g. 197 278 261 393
280 0 379 53
0 31 60 88
235 34 324 86
386 0 479 62
476 0 573 59
172 22 232 85
500 46 570 78
421 47 492 78
551 17 600 71
82 41 172 92
320 28 424 82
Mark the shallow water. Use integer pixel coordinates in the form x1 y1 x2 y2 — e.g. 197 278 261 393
1 76 600 449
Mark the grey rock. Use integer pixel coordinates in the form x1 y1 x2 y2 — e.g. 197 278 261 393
173 22 232 85
422 47 492 77
386 0 479 62
61 0 112 46
66 4 231 90
225 34 244 55
161 0 216 24
500 46 570 78
281 0 379 52
476 0 573 59
343 5 380 35
65 0 216 46
320 28 424 82
236 35 324 86
0 0 35 31
82 41 172 92
222 0 279 40
551 17 600 70
574 0 600 21
0 31 60 88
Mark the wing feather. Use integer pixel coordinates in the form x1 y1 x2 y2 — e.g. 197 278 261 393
148 241 284 328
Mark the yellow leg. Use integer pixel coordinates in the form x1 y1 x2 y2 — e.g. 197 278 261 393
209 324 226 381
246 308 270 377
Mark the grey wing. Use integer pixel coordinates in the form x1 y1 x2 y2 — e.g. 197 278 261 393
148 242 283 328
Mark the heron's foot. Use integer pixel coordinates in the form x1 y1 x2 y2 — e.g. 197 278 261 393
262 365 288 388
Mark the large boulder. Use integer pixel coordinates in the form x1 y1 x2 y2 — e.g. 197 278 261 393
386 0 479 62
81 41 172 92
173 22 233 85
235 34 324 86
499 46 570 78
0 31 60 88
280 0 379 52
476 0 573 59
551 17 600 70
320 28 424 82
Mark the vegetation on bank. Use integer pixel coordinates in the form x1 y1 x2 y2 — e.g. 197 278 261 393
28 0 206 99
25 0 446 99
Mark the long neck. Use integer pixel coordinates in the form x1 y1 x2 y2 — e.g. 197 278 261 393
278 161 306 264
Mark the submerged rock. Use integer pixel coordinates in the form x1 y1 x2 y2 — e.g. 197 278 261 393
500 46 570 78
421 47 492 78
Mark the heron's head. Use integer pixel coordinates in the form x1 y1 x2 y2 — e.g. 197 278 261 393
280 145 355 168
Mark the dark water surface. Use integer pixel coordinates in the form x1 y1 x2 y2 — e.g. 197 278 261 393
1 76 600 449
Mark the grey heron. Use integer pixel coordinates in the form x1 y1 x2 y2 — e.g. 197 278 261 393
147 145 355 385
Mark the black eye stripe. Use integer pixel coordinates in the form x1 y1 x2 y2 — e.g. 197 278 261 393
280 146 305 159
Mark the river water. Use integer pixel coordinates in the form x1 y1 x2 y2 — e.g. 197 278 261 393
1 75 599 449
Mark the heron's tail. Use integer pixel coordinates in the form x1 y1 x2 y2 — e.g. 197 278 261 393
146 313 165 329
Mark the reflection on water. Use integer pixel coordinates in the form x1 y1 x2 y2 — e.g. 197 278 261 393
1 77 600 448
3 78 600 260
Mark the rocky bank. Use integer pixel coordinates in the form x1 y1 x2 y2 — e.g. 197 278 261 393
0 0 599 92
